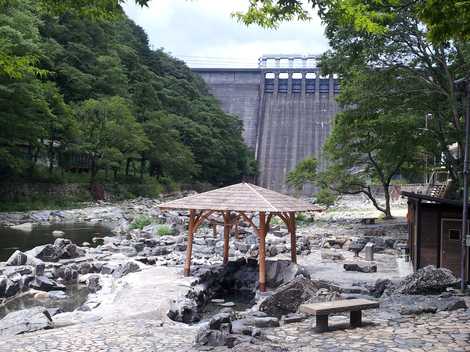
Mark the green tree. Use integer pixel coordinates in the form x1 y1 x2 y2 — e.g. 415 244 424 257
286 157 317 194
319 68 422 218
75 96 149 182
235 0 470 43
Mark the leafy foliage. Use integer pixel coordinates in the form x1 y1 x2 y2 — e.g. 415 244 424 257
130 215 153 230
0 1 255 193
286 157 317 193
236 0 470 43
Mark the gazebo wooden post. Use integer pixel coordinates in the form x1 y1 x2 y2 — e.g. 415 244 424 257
223 211 231 265
184 209 196 277
258 211 267 292
289 211 297 264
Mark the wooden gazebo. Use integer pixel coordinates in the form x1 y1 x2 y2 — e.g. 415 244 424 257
158 183 319 291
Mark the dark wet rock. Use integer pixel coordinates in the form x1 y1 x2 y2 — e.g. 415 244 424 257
395 265 460 294
113 261 141 278
26 244 60 262
231 319 258 336
4 277 21 298
253 316 279 328
168 298 200 323
259 276 321 317
195 324 226 347
0 307 53 336
209 312 233 330
372 278 396 297
281 313 307 324
54 265 79 284
142 246 171 257
29 276 65 292
343 262 377 273
79 262 92 275
34 263 45 276
86 274 102 293
0 277 6 297
100 263 117 275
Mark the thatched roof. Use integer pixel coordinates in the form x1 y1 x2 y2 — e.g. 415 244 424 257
158 183 319 212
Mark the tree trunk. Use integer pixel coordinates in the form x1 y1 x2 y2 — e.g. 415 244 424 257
125 158 131 176
382 183 393 219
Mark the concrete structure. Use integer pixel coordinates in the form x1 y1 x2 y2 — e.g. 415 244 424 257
193 55 340 193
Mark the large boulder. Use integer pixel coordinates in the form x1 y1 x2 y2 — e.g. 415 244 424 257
112 261 141 278
343 262 377 273
383 294 467 315
5 250 42 266
0 307 53 336
29 276 66 292
259 276 321 317
25 244 60 262
265 260 310 288
167 298 200 323
395 266 460 294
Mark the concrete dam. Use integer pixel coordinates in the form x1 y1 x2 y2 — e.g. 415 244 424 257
193 55 340 193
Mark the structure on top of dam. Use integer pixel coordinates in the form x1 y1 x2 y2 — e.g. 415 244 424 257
192 54 340 194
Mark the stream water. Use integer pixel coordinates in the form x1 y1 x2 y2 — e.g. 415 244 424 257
0 222 114 261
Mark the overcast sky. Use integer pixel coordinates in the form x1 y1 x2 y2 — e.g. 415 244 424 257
123 0 329 68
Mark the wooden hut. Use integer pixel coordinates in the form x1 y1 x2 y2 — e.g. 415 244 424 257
158 183 321 292
402 191 469 282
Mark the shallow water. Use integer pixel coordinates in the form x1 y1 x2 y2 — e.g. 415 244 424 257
0 284 90 319
0 222 114 261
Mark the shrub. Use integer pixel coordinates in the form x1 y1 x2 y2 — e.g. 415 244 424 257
156 224 173 236
130 215 153 230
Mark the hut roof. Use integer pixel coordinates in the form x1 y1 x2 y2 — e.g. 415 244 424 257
158 183 320 212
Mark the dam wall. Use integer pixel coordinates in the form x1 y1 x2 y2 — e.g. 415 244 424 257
193 57 340 193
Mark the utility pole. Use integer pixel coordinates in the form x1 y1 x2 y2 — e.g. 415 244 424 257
460 78 470 292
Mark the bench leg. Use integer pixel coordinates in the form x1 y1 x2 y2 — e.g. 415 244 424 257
350 310 362 327
315 315 329 332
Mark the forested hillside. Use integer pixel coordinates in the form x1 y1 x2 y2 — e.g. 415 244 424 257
0 1 255 201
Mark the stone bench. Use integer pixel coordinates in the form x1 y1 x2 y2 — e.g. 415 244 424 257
299 299 379 332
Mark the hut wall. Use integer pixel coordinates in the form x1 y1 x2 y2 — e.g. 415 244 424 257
419 206 440 267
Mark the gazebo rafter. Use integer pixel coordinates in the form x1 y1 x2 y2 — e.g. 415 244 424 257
159 183 322 292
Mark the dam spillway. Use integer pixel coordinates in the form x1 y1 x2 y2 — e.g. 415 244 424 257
192 55 340 193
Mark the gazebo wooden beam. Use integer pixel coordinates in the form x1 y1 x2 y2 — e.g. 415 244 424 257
223 211 231 265
258 211 267 292
184 209 214 277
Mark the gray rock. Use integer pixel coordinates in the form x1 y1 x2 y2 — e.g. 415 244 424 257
167 298 200 323
113 261 141 278
253 316 279 328
265 259 310 288
5 250 41 266
86 274 101 293
281 313 307 324
4 278 21 297
395 265 460 294
25 244 60 262
259 276 321 317
0 307 53 336
321 249 345 261
29 276 65 292
195 325 225 346
209 312 233 330
343 262 377 273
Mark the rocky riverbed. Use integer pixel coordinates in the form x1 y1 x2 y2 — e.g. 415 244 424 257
0 195 468 351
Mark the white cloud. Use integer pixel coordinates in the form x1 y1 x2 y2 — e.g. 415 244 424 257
123 0 329 67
